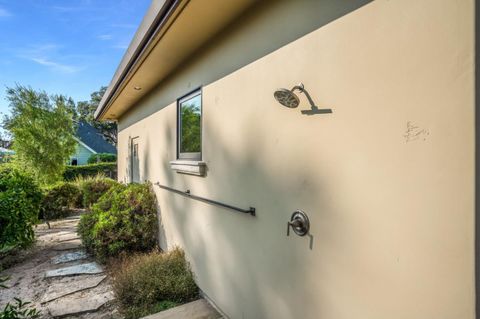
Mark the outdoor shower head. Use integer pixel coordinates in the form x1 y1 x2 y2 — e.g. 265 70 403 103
273 87 301 108
273 83 332 115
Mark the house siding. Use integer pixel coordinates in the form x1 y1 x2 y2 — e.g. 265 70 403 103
116 1 475 318
70 143 94 165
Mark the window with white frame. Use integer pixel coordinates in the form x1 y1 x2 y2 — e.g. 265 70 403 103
177 89 202 160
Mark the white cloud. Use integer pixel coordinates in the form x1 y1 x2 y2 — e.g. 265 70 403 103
111 23 136 29
51 6 87 12
17 44 82 74
0 7 12 18
29 57 80 74
112 44 128 50
97 34 112 41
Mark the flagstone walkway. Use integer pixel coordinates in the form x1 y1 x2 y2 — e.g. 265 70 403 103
0 215 120 319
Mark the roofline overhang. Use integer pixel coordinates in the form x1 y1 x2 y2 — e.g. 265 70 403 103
95 0 256 121
94 0 180 120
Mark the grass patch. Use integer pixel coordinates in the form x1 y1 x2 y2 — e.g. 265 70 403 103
112 248 198 319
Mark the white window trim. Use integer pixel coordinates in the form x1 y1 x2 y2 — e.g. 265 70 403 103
170 160 206 176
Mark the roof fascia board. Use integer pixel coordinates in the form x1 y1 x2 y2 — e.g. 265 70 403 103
95 0 181 120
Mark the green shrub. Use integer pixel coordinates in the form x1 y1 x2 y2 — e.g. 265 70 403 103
87 153 117 164
0 166 43 250
40 182 82 221
77 174 118 208
63 162 117 181
78 182 158 261
112 248 198 319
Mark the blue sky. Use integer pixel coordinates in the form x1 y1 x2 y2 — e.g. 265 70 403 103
0 0 150 118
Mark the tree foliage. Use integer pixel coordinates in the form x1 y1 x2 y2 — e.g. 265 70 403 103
3 85 76 184
0 166 43 251
180 103 201 153
77 86 117 145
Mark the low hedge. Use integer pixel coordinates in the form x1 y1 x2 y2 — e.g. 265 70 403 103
63 162 117 181
77 176 118 208
112 248 198 319
40 182 83 221
87 153 117 164
78 182 158 262
0 166 43 251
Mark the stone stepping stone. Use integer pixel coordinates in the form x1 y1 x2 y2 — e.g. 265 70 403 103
45 262 103 278
65 215 81 220
53 239 83 251
54 231 80 241
140 299 221 319
37 231 72 242
41 275 106 304
51 251 88 264
57 234 81 242
47 291 114 318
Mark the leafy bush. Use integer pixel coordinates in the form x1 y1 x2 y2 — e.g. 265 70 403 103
87 153 116 164
78 182 158 261
76 174 118 208
40 182 82 221
0 276 40 319
0 166 43 250
63 162 117 181
112 249 198 319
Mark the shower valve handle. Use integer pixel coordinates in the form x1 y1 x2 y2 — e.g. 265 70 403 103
286 210 310 237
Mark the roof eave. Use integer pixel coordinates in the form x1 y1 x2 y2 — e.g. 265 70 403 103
94 0 179 121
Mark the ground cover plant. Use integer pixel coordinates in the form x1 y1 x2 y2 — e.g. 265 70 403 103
0 166 42 252
78 182 158 262
112 248 198 319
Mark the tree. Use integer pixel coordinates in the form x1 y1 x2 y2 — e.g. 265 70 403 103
77 86 117 145
2 85 77 185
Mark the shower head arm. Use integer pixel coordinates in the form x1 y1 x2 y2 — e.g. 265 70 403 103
290 83 305 93
290 83 317 109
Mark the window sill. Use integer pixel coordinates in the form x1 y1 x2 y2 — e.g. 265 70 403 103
170 160 206 176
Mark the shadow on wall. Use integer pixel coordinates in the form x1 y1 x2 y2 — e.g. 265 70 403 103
140 115 344 319
118 0 372 131
116 1 381 317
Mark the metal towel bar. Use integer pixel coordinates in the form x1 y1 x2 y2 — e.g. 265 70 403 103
154 182 256 216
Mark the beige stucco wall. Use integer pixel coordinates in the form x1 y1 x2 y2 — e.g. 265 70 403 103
116 0 475 318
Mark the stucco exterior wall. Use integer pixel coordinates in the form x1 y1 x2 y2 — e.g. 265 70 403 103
116 0 475 318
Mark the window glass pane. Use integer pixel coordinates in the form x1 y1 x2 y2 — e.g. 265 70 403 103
180 94 201 154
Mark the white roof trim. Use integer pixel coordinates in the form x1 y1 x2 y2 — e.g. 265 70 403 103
74 137 97 154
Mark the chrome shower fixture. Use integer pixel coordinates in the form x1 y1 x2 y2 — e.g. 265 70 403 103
273 83 331 115
273 84 305 108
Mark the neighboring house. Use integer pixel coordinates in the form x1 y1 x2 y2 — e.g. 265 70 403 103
95 1 475 319
0 147 14 163
70 121 116 165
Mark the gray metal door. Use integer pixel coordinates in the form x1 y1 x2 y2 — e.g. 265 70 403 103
131 138 140 183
